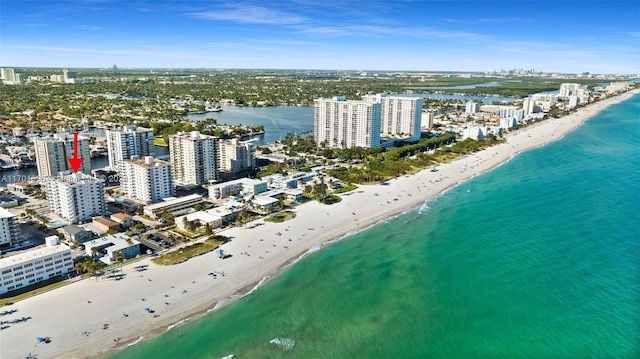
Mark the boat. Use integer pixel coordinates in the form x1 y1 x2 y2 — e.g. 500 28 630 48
0 162 19 170
205 106 223 112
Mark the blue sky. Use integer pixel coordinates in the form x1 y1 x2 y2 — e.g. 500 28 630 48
1 0 638 73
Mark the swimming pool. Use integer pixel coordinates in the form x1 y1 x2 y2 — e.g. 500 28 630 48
50 220 66 228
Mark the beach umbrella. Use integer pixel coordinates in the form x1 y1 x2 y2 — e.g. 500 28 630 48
144 307 150 312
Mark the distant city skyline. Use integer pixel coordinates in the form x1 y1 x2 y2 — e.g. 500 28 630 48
1 0 638 74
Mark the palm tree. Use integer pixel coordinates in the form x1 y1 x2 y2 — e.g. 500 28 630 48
90 246 98 259
84 260 99 282
114 251 124 273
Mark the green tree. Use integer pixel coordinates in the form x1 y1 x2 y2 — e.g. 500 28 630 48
114 251 124 273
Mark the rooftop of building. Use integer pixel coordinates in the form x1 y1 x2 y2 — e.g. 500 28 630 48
123 156 171 169
0 207 16 218
144 194 203 210
92 216 119 227
85 233 139 252
211 177 266 187
110 213 133 222
47 171 103 185
177 210 222 223
0 243 71 268
61 224 88 235
170 131 218 140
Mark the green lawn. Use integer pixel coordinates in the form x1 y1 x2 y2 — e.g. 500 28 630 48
264 210 296 223
151 235 228 265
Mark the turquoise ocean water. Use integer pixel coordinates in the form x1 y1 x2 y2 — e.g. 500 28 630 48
112 95 640 358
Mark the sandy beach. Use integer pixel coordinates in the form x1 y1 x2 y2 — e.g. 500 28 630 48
1 89 637 359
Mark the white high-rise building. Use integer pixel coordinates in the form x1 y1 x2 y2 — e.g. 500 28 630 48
421 111 435 129
218 138 256 175
169 131 219 186
62 68 77 82
0 68 20 84
499 108 525 121
465 101 480 114
559 83 590 104
106 126 155 170
522 98 536 115
362 94 422 142
34 133 91 178
44 172 107 224
120 156 175 204
0 207 21 246
314 97 381 149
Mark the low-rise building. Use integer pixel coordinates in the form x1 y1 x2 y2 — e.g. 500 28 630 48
0 196 19 208
0 236 73 294
249 196 278 214
60 224 92 243
92 217 121 233
209 178 268 199
208 205 244 225
110 213 135 228
262 188 304 202
262 172 316 190
174 211 223 231
84 233 140 265
143 194 203 219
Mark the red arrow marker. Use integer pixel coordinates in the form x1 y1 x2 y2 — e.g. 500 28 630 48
68 132 84 173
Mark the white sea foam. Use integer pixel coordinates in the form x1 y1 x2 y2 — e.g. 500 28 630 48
166 318 191 331
127 336 145 347
269 337 295 350
241 275 270 298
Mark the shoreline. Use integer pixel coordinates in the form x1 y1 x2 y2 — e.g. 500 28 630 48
2 89 637 359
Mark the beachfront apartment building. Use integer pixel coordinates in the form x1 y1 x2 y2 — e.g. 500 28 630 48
499 108 525 121
559 83 590 103
174 211 223 232
84 233 140 265
461 126 488 140
262 172 316 190
0 207 21 246
0 236 73 294
119 156 175 204
522 98 536 115
218 138 256 175
209 178 268 199
362 94 422 142
169 131 219 186
44 172 107 224
314 97 381 149
34 134 91 178
106 126 155 170
143 194 204 219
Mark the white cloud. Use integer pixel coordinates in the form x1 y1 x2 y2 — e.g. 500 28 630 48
192 5 305 25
